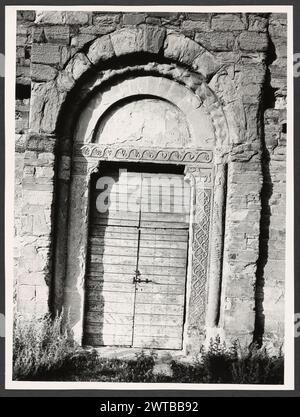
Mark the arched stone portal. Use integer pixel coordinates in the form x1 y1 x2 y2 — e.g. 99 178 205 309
59 73 227 353
17 25 265 353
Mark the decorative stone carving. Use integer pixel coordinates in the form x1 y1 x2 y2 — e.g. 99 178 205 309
77 144 213 164
185 167 213 333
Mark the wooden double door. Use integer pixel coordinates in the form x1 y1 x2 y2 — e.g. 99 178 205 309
84 168 191 350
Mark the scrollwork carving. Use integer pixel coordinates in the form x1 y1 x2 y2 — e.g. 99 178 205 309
77 144 213 164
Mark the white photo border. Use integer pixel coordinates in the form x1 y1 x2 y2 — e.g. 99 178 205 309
4 4 295 391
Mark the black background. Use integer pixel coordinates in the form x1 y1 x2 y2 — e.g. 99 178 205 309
0 0 298 398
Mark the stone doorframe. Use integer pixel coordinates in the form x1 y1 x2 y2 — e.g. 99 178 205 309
18 26 265 348
63 143 227 353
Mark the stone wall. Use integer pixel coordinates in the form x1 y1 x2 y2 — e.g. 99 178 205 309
14 10 287 349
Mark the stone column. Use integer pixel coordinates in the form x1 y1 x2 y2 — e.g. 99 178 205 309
63 157 99 343
219 151 263 346
184 166 213 352
206 162 227 339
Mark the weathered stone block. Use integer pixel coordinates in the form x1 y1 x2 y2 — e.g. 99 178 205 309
269 14 287 38
35 11 65 25
224 298 255 334
65 11 90 25
235 63 266 85
211 13 247 31
87 35 115 64
79 25 116 36
31 63 58 82
147 12 178 19
109 27 139 56
15 110 29 133
41 89 66 134
18 284 36 300
111 26 166 57
92 13 120 25
16 65 31 79
16 46 25 59
26 135 56 153
122 13 146 25
30 81 66 133
195 32 235 51
239 31 269 51
271 37 287 58
44 26 70 44
139 25 166 54
145 16 161 25
239 83 262 103
71 34 96 50
65 53 91 81
17 10 36 22
181 19 210 33
248 14 268 32
31 44 61 65
164 33 204 66
56 70 75 92
193 50 222 79
186 13 211 22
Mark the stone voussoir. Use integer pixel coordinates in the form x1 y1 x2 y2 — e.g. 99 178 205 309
87 34 115 65
65 52 92 81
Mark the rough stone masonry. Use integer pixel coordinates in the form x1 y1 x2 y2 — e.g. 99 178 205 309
14 10 287 352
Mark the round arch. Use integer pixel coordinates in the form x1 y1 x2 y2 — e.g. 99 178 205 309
39 28 231 350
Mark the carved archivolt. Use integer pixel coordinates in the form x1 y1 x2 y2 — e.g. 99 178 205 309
57 63 229 153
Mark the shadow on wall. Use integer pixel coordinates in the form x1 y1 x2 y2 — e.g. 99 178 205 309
253 62 276 346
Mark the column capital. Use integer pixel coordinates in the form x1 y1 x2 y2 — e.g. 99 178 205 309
184 165 213 186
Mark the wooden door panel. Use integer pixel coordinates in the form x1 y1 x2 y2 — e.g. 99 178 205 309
135 283 185 295
138 256 187 268
85 170 190 350
86 311 133 325
84 222 139 347
85 334 133 346
86 281 135 293
135 303 184 316
86 300 134 314
90 254 137 265
134 324 183 338
134 314 183 326
135 292 185 305
133 336 182 350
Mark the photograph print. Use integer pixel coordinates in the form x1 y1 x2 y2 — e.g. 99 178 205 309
6 6 293 388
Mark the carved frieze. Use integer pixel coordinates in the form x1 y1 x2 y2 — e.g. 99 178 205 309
75 144 213 165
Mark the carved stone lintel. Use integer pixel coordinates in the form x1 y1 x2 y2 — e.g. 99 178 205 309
77 144 213 165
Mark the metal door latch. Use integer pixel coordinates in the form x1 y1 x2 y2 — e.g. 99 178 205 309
132 270 152 283
135 277 152 284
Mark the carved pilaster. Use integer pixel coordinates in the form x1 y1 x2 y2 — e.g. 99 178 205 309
63 159 100 343
185 166 213 335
